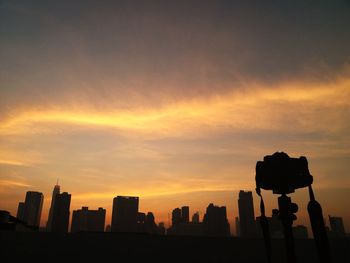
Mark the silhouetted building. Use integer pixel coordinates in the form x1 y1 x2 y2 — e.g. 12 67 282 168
0 210 15 231
181 206 189 223
192 212 200 223
172 207 191 226
22 191 44 228
238 190 256 237
329 215 346 237
71 207 106 232
137 212 146 223
203 203 230 236
145 212 158 234
293 225 308 239
0 210 36 231
172 208 182 226
46 182 60 231
134 211 160 234
168 206 206 236
51 192 71 233
136 212 146 232
16 202 25 221
111 196 139 232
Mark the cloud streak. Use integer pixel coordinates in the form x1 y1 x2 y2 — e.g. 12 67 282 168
1 74 349 139
0 179 33 188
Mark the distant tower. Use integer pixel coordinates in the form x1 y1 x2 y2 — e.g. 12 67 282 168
192 212 200 223
51 192 71 233
71 207 106 232
46 181 60 231
172 208 182 227
23 191 44 228
203 203 230 236
238 190 257 237
145 212 157 234
181 206 190 223
111 196 139 232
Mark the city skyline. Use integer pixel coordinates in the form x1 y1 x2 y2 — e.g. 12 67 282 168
8 181 349 236
1 0 350 237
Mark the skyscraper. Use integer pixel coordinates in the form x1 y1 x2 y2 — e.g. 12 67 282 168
168 207 205 236
181 206 189 223
51 192 71 233
203 203 230 236
172 208 182 226
22 191 44 228
111 196 139 232
71 207 106 232
238 190 257 237
46 182 60 231
192 212 200 223
145 212 158 234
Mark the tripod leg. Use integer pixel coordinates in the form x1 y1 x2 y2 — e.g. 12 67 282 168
279 194 296 263
308 186 331 263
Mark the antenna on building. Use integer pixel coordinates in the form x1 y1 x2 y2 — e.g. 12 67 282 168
56 178 59 186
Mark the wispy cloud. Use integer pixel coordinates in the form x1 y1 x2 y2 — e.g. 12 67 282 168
1 75 349 139
0 159 26 166
0 179 33 188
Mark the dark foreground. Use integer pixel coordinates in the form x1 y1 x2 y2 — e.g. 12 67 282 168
1 232 349 263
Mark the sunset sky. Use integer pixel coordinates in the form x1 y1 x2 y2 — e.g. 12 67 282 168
0 1 349 233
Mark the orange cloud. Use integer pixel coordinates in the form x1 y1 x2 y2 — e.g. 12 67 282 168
0 75 349 138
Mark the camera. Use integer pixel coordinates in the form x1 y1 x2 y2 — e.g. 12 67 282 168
256 152 313 194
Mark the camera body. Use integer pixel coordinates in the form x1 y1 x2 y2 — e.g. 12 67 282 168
256 152 313 194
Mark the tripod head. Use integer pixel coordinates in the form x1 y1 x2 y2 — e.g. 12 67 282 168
256 152 313 194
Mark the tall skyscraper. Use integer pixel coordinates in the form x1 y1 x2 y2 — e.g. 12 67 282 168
71 207 106 232
238 190 257 237
181 206 189 223
111 196 139 232
51 192 71 233
172 208 182 226
203 203 230 236
22 191 44 228
46 182 60 231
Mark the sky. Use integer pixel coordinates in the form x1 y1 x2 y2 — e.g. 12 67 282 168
0 0 349 233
